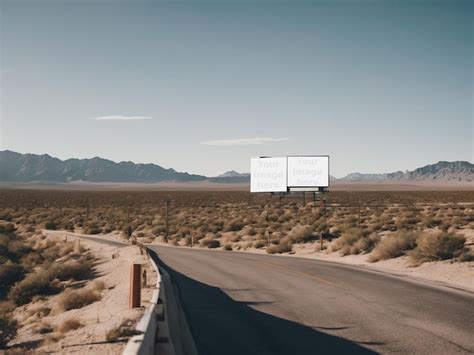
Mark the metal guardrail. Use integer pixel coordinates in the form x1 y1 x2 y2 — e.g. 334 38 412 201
123 244 167 355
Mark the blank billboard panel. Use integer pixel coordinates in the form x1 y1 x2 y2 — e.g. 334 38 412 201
287 156 329 188
250 157 287 192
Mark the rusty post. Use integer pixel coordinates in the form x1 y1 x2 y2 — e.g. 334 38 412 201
130 264 142 308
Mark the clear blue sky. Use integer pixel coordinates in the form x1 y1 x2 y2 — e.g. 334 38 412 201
0 0 472 177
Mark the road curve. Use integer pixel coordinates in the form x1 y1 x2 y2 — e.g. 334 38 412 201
148 245 474 355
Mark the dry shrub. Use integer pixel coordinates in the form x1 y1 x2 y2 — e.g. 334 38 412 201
0 263 25 298
287 225 314 243
254 240 266 249
241 241 254 250
368 231 417 262
328 228 371 255
106 319 137 342
49 259 94 281
409 233 466 266
0 316 17 349
200 237 220 248
34 321 53 334
223 243 233 251
458 250 474 262
90 279 106 291
266 238 292 254
56 288 101 312
8 270 61 305
58 318 82 333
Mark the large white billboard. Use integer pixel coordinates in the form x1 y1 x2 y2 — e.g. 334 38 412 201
250 157 287 193
287 156 329 188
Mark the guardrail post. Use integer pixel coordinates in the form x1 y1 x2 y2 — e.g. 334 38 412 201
130 263 142 308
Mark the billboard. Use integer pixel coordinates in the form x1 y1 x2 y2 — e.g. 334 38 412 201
287 156 329 188
250 157 287 193
250 156 330 192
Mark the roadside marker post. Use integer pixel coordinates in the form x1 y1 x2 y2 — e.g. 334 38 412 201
130 263 142 308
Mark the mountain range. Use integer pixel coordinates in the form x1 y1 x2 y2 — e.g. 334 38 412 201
0 150 472 184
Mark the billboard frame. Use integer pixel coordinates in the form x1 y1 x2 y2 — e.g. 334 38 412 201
286 155 330 190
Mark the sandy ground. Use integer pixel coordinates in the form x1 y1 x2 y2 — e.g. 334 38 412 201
10 231 156 354
150 228 474 293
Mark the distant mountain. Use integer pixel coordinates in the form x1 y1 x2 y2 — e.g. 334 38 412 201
210 170 250 183
217 170 250 178
337 172 389 182
0 150 207 183
1 151 472 185
338 161 473 183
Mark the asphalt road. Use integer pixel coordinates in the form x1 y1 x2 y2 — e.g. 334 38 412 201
148 245 474 355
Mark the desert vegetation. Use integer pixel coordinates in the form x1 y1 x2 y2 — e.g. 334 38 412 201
0 189 473 346
0 220 99 349
1 190 473 276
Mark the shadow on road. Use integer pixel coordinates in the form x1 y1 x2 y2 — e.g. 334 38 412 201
151 251 378 355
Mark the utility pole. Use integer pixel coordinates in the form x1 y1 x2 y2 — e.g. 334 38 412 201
321 198 327 250
86 198 90 221
266 230 270 247
358 197 361 226
164 199 170 243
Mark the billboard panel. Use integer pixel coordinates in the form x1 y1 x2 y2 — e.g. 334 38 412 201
250 157 287 192
287 156 329 188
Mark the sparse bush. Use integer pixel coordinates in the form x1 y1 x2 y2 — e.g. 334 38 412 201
44 220 58 230
200 238 220 249
266 239 292 254
83 225 101 235
49 259 94 281
106 319 137 342
0 263 26 298
328 228 371 255
287 225 315 243
0 316 17 348
34 322 53 334
409 233 466 266
368 231 417 262
56 288 101 312
223 243 233 251
8 270 61 305
58 318 82 333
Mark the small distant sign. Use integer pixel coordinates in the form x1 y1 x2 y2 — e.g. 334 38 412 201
250 157 287 193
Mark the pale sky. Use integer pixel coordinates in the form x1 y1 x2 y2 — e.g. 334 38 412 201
0 0 472 177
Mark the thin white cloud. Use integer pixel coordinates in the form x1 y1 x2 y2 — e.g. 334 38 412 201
89 115 152 121
201 137 289 146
